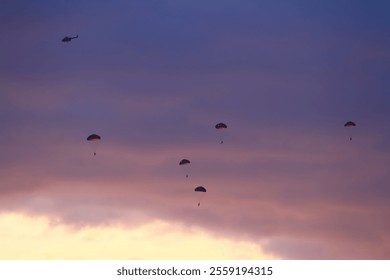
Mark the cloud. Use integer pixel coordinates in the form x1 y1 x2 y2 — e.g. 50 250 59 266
0 213 274 259
1 122 389 259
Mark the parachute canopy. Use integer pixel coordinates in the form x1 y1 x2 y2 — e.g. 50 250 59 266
195 186 207 192
179 159 190 165
344 121 356 128
87 134 101 141
215 123 227 130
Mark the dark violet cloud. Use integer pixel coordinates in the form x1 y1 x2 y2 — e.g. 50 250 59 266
1 0 389 259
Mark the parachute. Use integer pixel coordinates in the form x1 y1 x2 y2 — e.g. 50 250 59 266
344 121 356 141
195 186 206 192
195 186 207 206
87 134 101 141
215 122 227 144
179 159 190 165
179 159 191 178
87 134 101 155
215 123 227 130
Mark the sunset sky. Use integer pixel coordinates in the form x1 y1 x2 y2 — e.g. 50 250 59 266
0 0 389 259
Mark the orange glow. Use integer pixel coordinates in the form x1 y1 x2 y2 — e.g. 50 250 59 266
0 213 275 260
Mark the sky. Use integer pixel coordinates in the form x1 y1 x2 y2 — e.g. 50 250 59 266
0 0 389 259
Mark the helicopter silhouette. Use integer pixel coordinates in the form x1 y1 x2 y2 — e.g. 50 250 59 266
62 35 79 42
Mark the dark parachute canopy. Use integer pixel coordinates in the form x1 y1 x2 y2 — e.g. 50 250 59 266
87 134 101 141
179 159 191 165
215 123 227 130
195 186 207 192
344 121 356 128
